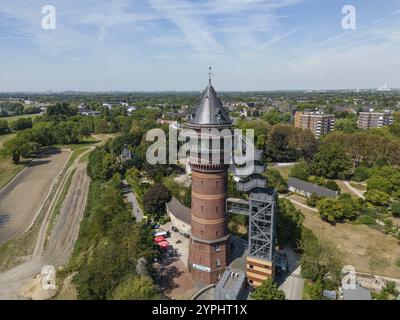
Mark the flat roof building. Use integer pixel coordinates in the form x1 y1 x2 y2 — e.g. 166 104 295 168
294 110 335 138
357 110 393 129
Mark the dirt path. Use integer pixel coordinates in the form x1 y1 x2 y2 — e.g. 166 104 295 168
343 180 366 199
0 148 71 245
0 162 90 299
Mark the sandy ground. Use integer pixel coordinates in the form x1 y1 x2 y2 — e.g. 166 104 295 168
0 145 90 299
0 157 90 299
0 148 71 245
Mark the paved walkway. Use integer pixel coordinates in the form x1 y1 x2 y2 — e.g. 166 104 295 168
122 180 143 222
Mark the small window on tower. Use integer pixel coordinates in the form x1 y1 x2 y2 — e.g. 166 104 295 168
216 206 219 214
216 259 221 267
201 230 204 236
201 205 204 212
216 181 219 187
216 231 219 237
201 180 204 186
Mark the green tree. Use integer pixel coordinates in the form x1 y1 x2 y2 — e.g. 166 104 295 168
266 168 288 193
11 117 33 131
143 184 172 220
391 201 400 218
324 180 339 191
113 276 158 300
290 159 311 181
0 119 9 134
250 278 285 300
364 189 391 207
299 228 343 284
87 148 118 181
367 175 393 194
262 109 291 125
353 166 369 182
317 194 360 222
306 193 321 207
277 198 304 248
312 143 353 179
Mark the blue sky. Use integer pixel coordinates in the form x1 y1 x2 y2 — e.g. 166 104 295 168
0 0 399 91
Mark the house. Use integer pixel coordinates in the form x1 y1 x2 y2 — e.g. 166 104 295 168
121 147 132 162
78 105 101 116
127 106 137 114
166 197 191 234
288 177 338 198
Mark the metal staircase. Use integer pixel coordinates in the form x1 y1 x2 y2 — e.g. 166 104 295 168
227 132 277 263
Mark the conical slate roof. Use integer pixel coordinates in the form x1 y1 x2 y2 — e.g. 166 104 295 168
189 79 232 127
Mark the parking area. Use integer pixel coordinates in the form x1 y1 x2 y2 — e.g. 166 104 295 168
154 222 196 299
161 222 190 267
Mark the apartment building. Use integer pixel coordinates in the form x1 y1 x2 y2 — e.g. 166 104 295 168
294 110 335 138
357 110 393 129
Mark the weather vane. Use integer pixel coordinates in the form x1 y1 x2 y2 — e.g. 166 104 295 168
208 66 214 82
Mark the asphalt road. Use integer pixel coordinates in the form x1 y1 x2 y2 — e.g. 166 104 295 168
122 179 143 222
0 148 71 245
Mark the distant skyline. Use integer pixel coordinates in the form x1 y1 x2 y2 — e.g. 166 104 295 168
0 0 399 92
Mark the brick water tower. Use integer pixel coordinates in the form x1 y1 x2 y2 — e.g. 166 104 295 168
186 74 232 284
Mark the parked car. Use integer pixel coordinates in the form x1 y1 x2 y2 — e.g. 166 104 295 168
171 226 178 232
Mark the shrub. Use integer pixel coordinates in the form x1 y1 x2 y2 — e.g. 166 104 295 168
325 180 339 191
353 166 369 182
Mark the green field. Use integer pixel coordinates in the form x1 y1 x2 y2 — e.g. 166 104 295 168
0 133 16 148
0 113 41 123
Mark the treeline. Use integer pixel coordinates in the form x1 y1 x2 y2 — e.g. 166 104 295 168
323 131 400 167
0 102 145 163
236 119 318 163
1 119 91 163
68 176 159 300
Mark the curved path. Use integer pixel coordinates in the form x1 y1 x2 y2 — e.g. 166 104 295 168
0 152 90 299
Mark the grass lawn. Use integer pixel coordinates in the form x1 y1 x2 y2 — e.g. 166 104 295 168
0 158 28 189
0 133 16 148
274 165 292 180
0 113 41 123
350 182 367 191
0 133 29 189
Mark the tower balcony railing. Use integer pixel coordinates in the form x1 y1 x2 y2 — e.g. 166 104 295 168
237 179 266 192
233 149 263 163
226 198 249 215
234 164 265 177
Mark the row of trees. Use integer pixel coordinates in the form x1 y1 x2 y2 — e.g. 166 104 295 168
1 120 91 163
70 146 159 299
